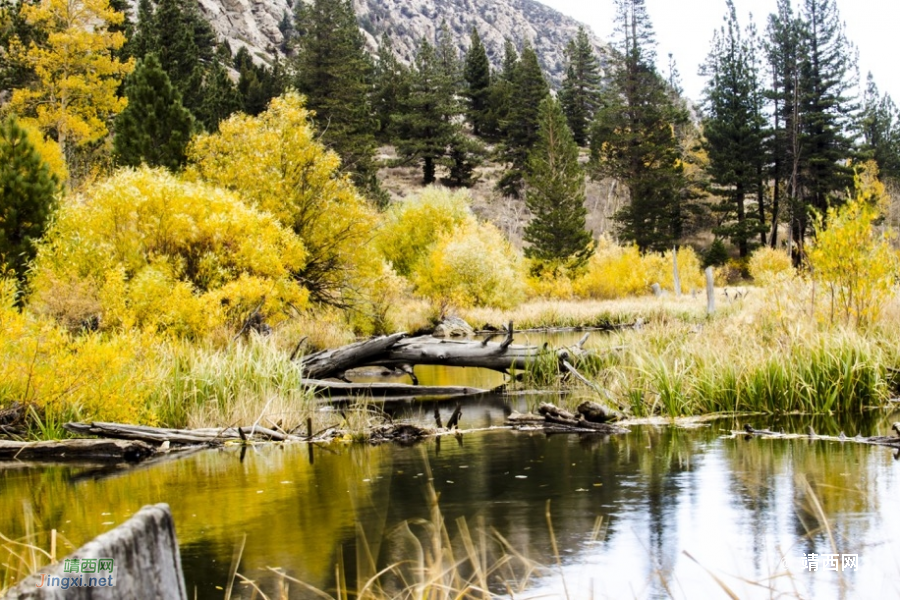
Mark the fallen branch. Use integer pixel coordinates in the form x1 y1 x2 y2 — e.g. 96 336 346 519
0 439 155 462
303 379 488 398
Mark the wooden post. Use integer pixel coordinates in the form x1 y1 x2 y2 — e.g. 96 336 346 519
672 246 682 296
705 267 715 315
6 504 187 599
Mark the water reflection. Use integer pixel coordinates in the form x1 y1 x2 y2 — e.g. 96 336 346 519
3 410 900 599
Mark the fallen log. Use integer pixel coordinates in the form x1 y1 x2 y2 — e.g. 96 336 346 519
302 379 488 398
371 335 543 372
300 332 408 379
0 438 155 462
300 332 543 379
737 423 900 448
506 403 631 435
63 422 303 445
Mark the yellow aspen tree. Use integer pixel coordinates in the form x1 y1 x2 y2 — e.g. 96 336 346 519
7 0 134 159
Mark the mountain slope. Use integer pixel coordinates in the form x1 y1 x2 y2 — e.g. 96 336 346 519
194 0 606 86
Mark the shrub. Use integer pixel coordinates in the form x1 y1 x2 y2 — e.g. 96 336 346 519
187 92 386 315
413 221 525 311
573 237 648 299
0 277 162 430
29 167 309 337
807 165 897 328
377 186 474 278
748 246 793 286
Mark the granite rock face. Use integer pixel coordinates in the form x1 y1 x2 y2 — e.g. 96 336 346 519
152 0 606 86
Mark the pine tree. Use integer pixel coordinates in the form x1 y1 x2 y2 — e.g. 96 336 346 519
763 0 803 247
293 0 377 193
858 73 900 181
235 47 285 116
463 27 491 136
197 59 242 132
113 53 195 171
481 39 518 139
498 44 549 197
0 116 58 283
523 97 593 270
701 0 768 257
559 27 602 146
372 33 410 142
394 38 460 184
591 0 689 251
795 0 857 236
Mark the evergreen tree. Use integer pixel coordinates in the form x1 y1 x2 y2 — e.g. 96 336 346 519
197 59 242 132
498 44 549 197
795 0 857 239
293 0 377 193
0 116 58 283
463 27 491 136
234 47 285 116
523 97 593 270
128 0 217 120
701 0 768 257
394 38 459 184
591 0 689 251
372 33 410 142
481 39 518 139
559 27 602 146
113 53 195 171
858 73 900 181
763 0 803 247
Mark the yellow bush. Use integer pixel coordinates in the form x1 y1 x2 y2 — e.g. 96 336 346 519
526 269 576 300
0 277 162 427
187 92 388 322
573 238 649 298
808 165 897 328
377 186 474 277
414 222 524 310
29 167 309 337
748 246 793 286
645 246 705 293
572 238 705 298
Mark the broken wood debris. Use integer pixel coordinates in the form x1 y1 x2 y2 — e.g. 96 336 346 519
506 403 630 435
737 423 900 448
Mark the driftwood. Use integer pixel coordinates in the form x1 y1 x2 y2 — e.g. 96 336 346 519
299 330 542 381
0 438 155 462
505 403 630 435
302 379 488 398
577 400 623 423
63 422 303 445
738 423 900 448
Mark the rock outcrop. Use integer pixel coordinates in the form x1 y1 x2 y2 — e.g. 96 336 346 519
178 0 606 86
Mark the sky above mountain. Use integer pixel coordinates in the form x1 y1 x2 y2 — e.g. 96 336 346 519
541 0 900 106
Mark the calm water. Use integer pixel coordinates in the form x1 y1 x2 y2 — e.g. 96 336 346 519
3 404 900 599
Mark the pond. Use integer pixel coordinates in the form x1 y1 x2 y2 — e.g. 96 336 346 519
3 401 900 599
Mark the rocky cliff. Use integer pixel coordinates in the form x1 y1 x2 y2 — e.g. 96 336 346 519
191 0 606 86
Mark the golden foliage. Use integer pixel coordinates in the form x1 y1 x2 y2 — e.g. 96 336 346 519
6 0 133 154
0 277 161 427
377 186 473 278
29 167 309 337
187 92 390 324
414 221 525 310
18 119 68 185
572 237 705 299
808 163 897 328
574 237 649 299
748 246 793 286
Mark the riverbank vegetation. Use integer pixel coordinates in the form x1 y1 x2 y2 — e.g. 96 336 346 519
2 0 900 438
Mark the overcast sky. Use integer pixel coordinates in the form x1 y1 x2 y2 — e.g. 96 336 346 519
539 0 900 106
